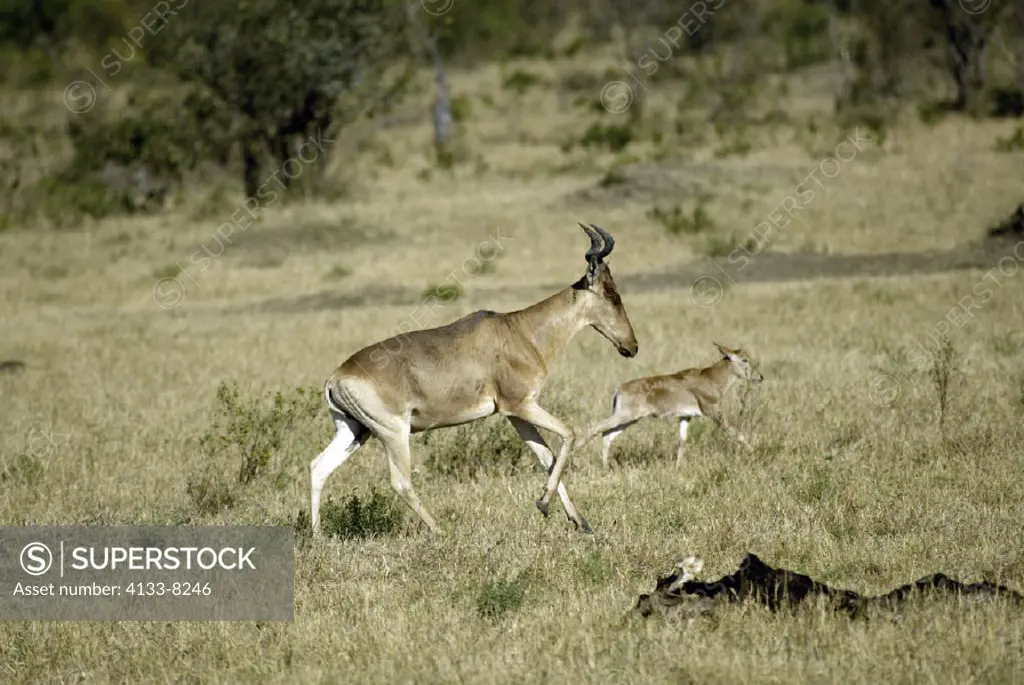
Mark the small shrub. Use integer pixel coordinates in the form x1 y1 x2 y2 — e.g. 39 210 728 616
502 69 543 94
199 381 322 486
991 331 1023 357
476 578 526 621
990 86 1024 118
928 338 962 434
450 95 472 123
324 265 352 280
436 145 456 170
319 488 403 540
917 99 953 126
25 172 121 225
154 264 182 279
1 453 44 488
700 233 748 258
562 36 587 57
713 132 753 159
576 551 612 586
772 1 832 69
994 126 1024 153
423 418 526 481
578 122 633 153
647 204 716 236
559 69 602 93
598 166 628 188
422 281 463 303
185 472 237 516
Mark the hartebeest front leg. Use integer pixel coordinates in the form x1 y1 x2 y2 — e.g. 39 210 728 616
507 417 592 533
504 402 590 533
705 409 752 452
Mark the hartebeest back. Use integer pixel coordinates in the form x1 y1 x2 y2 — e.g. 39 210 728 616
581 342 763 468
309 223 638 535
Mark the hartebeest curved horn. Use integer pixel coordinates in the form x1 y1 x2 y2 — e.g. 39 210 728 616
579 222 605 262
589 224 615 260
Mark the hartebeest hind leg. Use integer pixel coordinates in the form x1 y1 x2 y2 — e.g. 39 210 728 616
507 417 592 534
584 407 645 469
675 417 691 465
310 412 369 534
378 429 442 533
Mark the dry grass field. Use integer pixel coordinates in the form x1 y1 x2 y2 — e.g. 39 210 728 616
2 51 1024 684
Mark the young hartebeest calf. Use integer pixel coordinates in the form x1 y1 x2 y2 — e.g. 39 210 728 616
581 342 763 468
309 223 638 535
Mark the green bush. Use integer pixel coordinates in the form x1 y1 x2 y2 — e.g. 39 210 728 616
578 122 634 153
25 171 121 225
430 0 567 61
198 381 322 487
1 452 44 488
185 473 237 517
422 418 527 482
648 203 717 236
995 126 1024 153
318 488 404 540
502 69 544 94
476 578 526 621
66 93 230 182
770 0 832 69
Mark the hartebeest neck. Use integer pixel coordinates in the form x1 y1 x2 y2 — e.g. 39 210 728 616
508 286 587 370
704 358 738 393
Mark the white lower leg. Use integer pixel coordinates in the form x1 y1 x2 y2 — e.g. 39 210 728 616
309 417 362 532
676 418 690 465
601 429 623 469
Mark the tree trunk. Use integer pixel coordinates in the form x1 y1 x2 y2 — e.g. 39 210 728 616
949 30 989 114
242 131 264 200
407 1 455 166
933 0 995 115
270 131 298 191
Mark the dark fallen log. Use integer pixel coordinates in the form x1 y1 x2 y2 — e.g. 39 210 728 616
635 553 1023 619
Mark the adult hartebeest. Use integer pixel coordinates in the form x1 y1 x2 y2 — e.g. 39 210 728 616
580 342 763 468
309 223 638 535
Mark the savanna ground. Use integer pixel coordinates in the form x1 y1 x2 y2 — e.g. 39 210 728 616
2 47 1024 685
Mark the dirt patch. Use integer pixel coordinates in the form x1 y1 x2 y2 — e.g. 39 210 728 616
231 217 391 257
564 161 807 206
620 242 1011 297
222 234 1019 317
232 285 417 316
635 552 1023 619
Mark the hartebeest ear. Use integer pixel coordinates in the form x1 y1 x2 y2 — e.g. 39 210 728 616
713 341 738 360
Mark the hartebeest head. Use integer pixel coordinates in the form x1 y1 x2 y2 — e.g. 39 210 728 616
575 223 638 358
713 342 764 383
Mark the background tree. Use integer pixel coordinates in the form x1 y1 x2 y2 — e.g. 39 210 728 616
926 0 1007 115
147 0 413 200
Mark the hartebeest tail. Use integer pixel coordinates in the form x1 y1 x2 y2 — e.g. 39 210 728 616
309 223 638 535
580 342 763 468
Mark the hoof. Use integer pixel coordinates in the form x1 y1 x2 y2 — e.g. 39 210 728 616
575 515 594 535
536 500 550 517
